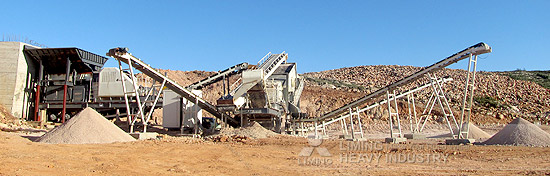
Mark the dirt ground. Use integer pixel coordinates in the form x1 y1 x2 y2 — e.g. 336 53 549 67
1 127 550 176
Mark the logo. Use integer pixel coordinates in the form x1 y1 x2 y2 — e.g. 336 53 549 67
299 138 331 157
297 138 333 166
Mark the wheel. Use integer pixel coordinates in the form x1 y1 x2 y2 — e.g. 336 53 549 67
49 114 57 121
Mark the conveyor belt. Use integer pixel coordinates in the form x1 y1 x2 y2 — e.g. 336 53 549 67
186 62 250 90
300 42 491 123
107 48 240 127
311 77 452 127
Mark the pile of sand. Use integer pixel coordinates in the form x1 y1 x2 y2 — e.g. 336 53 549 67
459 123 492 139
430 123 492 140
218 122 279 139
483 118 550 147
36 107 136 144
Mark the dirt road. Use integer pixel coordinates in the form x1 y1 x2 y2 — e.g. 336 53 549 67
1 131 549 175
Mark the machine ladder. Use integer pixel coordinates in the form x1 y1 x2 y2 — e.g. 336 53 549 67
387 90 403 138
458 54 479 139
349 107 364 139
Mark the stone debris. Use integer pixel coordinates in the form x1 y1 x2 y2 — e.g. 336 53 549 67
207 122 279 143
219 121 279 139
209 135 250 144
0 104 18 125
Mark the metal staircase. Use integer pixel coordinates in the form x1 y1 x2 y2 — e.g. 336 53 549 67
259 53 287 80
229 52 288 104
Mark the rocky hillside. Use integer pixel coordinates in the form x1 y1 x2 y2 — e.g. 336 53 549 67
147 65 550 125
302 65 550 124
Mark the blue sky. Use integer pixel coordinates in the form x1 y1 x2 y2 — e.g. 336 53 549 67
2 1 548 73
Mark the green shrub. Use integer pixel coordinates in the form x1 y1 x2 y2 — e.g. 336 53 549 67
474 96 507 109
501 70 550 89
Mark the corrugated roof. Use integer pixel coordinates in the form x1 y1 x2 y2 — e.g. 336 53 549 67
24 47 108 73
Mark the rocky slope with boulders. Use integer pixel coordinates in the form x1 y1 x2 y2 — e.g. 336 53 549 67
302 65 550 125
146 65 550 125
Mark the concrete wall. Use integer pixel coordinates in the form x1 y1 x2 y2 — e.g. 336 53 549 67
0 42 19 113
0 42 38 120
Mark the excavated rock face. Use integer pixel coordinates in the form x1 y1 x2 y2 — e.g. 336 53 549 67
36 107 136 144
483 118 550 147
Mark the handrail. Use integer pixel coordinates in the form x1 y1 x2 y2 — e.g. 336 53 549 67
257 52 272 67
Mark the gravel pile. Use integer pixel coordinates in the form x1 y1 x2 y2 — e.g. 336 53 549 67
36 107 136 144
483 118 550 147
217 122 279 139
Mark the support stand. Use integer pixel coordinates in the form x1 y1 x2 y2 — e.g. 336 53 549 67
447 54 478 145
385 90 406 143
117 59 165 133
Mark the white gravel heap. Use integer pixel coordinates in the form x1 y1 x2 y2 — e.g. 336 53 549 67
483 118 550 147
36 107 136 144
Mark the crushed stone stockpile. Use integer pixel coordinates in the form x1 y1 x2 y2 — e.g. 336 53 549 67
460 123 492 140
431 123 492 140
218 121 279 139
36 107 136 144
483 118 550 147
